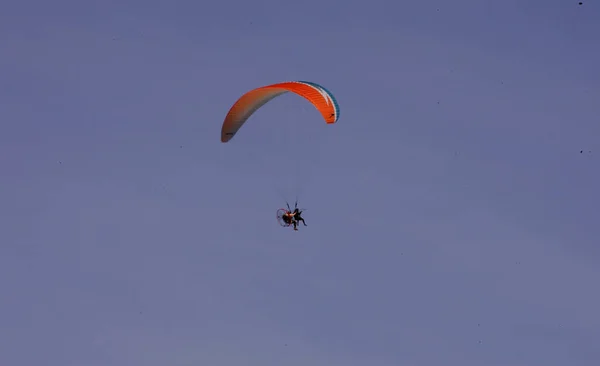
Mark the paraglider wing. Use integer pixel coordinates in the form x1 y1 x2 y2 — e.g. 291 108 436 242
220 81 340 142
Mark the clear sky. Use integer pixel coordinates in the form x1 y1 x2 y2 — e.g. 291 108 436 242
1 1 599 365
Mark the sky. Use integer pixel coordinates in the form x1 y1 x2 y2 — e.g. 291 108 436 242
1 0 599 365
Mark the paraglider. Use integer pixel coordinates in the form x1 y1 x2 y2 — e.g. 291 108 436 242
276 201 307 231
221 80 340 231
220 81 340 143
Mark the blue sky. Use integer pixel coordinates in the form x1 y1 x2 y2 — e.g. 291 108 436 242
1 1 599 365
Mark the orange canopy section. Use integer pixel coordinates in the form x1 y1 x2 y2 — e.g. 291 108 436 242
220 81 340 143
